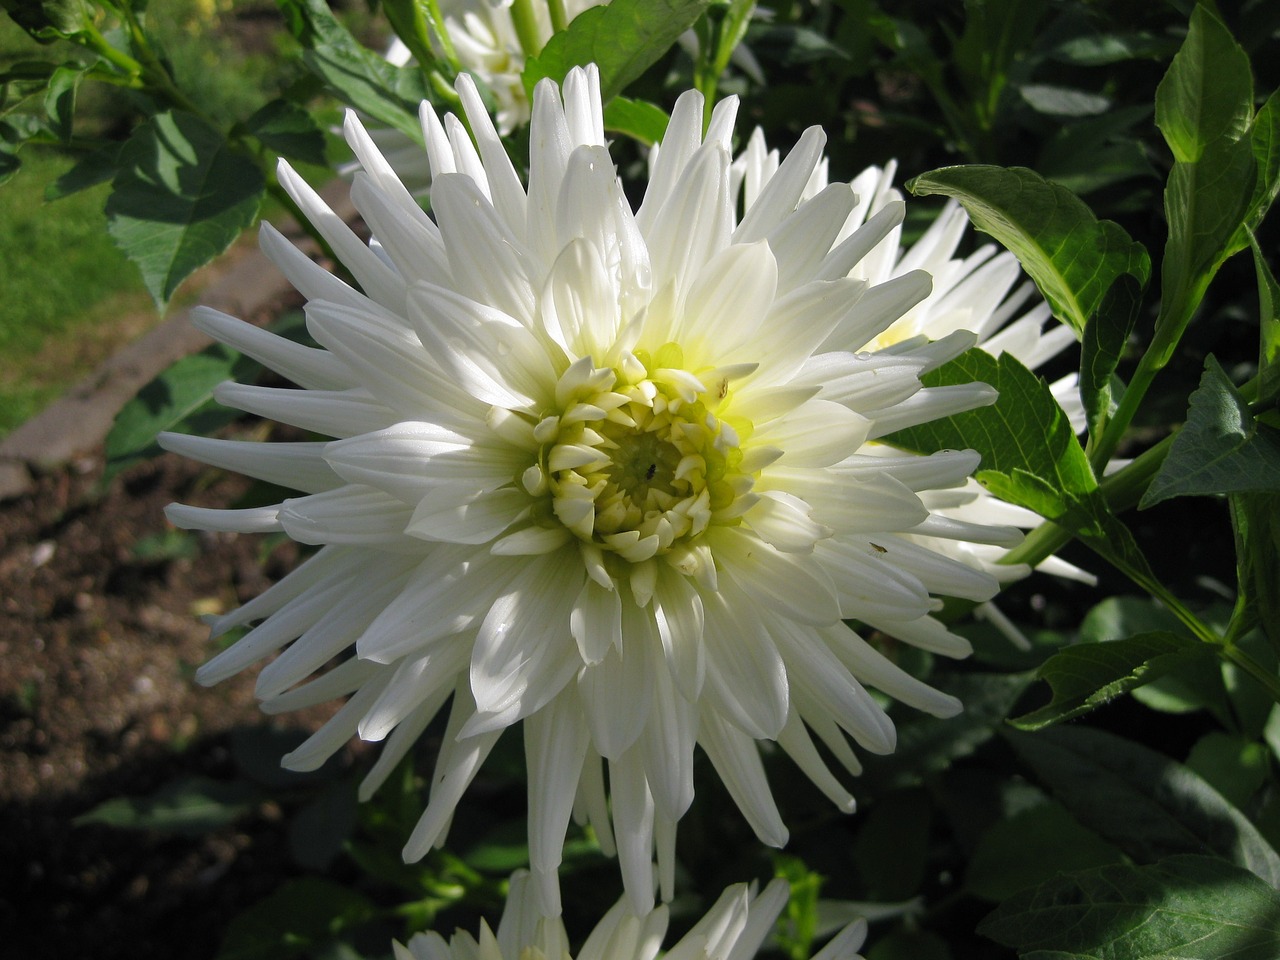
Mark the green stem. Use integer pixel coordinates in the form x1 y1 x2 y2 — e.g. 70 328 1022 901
1091 269 1211 471
696 73 718 132
100 1 205 117
692 15 718 131
1000 432 1176 570
999 429 1215 642
509 0 546 60
1128 569 1218 645
423 0 461 72
80 23 145 80
547 0 569 33
1091 341 1167 471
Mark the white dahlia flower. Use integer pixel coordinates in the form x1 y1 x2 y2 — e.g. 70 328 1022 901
395 872 866 960
163 65 1019 914
732 130 1093 603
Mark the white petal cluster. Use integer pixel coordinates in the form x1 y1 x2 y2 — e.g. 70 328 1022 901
164 65 1017 913
395 872 866 960
733 132 1092 598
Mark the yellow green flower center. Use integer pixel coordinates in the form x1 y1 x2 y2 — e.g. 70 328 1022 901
524 344 757 563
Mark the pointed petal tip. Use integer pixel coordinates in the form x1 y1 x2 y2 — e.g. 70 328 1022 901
192 661 225 688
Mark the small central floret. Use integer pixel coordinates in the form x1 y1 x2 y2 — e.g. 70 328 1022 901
521 344 757 564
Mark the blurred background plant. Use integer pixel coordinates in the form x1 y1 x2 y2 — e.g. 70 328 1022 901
3 1 1280 959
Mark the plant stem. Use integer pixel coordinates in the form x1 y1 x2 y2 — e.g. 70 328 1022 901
1000 432 1176 570
509 0 546 61
114 1 204 117
547 0 569 33
1090 260 1216 472
81 24 145 80
423 0 461 73
692 15 719 131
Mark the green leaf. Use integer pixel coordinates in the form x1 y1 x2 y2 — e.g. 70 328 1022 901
1058 498 1162 591
1 0 87 39
1049 31 1177 67
0 58 58 88
276 0 428 141
0 111 46 150
1160 134 1257 309
215 878 375 960
1141 355 1280 508
1155 5 1252 163
980 855 1280 959
887 348 1095 516
1004 725 1280 887
300 48 428 143
774 854 823 960
1236 89 1280 252
1080 599 1228 716
1074 598 1233 722
1074 597 1232 721
73 775 259 835
964 800 1123 902
106 111 264 306
1009 631 1208 730
1018 84 1110 118
103 340 260 483
242 98 327 167
1079 274 1140 441
1077 595 1186 644
602 95 669 146
523 0 713 102
908 165 1150 337
1186 731 1269 808
1152 10 1260 330
42 61 80 141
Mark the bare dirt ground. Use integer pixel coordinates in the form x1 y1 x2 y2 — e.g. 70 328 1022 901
0 450 328 959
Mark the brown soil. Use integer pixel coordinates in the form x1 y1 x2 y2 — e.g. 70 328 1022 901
0 451 332 960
